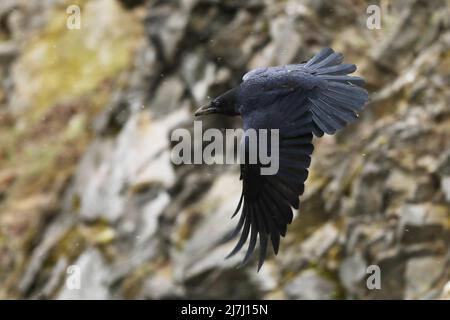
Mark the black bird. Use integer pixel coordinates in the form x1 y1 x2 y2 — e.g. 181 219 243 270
194 48 369 271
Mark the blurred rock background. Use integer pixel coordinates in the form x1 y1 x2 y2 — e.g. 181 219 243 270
0 0 449 299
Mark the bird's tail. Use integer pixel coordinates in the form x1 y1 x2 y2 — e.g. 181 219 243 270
304 48 369 136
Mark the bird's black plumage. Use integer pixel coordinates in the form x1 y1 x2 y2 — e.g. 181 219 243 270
195 48 369 271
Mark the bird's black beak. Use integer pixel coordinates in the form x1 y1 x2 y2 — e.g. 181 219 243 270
194 102 216 116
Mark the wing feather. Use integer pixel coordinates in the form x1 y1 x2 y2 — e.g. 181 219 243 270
226 47 368 270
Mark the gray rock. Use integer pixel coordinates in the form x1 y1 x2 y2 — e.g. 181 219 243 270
0 0 16 17
441 177 450 203
284 269 337 300
0 41 18 66
268 16 302 66
209 10 265 69
151 76 185 117
441 281 450 299
173 174 243 280
249 262 279 292
404 256 445 299
350 162 387 216
141 268 185 299
397 204 446 244
146 6 190 63
300 223 338 260
19 215 75 293
367 250 407 299
385 169 416 198
373 0 441 72
3 0 450 301
339 253 367 296
41 257 69 298
57 248 111 300
136 191 171 244
436 149 450 176
181 52 217 105
75 109 189 222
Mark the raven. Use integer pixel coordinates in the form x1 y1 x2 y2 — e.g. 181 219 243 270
195 48 369 271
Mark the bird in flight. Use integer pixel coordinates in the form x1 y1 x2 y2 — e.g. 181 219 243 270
194 48 368 271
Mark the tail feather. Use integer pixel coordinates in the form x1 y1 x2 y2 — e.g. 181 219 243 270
303 48 369 136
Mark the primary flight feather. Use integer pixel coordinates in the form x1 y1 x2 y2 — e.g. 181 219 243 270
194 48 369 271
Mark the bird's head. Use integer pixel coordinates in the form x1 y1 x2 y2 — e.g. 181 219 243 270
194 87 240 117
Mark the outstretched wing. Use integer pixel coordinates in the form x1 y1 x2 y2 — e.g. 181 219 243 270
242 47 369 137
228 48 368 270
226 96 314 271
302 47 368 136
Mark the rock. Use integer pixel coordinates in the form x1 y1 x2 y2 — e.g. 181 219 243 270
19 215 75 293
181 52 217 105
41 257 69 298
151 76 185 118
441 280 450 299
368 250 407 299
9 0 142 114
404 256 446 299
173 174 243 280
397 204 447 244
299 223 338 261
0 0 16 17
93 41 160 135
339 253 367 296
184 266 261 299
93 91 132 136
385 169 416 199
118 0 146 10
349 162 387 216
373 0 443 73
141 265 184 299
268 16 302 66
57 248 111 300
436 149 450 176
74 108 189 222
2 0 450 301
0 170 16 196
209 10 265 69
136 192 171 244
249 262 279 292
146 5 190 63
441 177 450 203
284 269 337 300
0 41 18 66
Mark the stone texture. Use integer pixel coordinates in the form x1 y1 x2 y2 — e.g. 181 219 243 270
57 248 111 300
404 256 446 299
284 269 337 300
0 0 449 300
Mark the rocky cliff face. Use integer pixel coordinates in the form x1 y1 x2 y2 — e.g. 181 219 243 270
0 0 449 299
